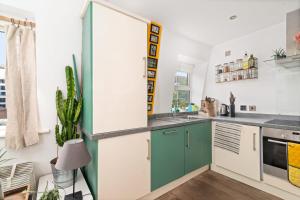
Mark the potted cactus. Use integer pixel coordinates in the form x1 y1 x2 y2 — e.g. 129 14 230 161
50 66 82 188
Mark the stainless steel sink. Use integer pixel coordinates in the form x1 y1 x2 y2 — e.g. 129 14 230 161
155 115 201 123
175 116 200 120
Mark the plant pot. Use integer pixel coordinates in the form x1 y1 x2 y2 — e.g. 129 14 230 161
50 158 77 188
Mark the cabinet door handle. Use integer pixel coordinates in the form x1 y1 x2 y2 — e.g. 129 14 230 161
147 139 151 160
253 133 256 151
163 130 177 135
143 57 147 78
187 131 190 149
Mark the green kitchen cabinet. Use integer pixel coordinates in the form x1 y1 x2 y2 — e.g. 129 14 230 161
184 122 212 174
151 127 185 191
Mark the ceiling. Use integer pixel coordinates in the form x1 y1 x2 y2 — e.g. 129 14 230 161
109 0 300 45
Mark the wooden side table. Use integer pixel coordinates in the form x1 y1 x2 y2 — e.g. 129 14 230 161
37 169 93 200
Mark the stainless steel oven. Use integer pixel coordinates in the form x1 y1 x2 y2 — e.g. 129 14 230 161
263 126 300 180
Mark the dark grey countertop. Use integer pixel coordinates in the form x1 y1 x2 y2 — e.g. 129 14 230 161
83 113 300 140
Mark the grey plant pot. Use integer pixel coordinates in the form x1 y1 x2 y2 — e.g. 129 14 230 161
50 158 77 188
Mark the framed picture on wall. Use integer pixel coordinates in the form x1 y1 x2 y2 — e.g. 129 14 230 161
149 44 157 57
147 70 156 79
148 58 158 69
148 95 153 103
150 34 159 44
148 80 154 93
150 24 160 34
148 104 152 111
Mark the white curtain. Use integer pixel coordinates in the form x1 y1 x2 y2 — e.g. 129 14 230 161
5 25 39 150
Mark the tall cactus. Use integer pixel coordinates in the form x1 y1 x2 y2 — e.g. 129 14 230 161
55 66 82 147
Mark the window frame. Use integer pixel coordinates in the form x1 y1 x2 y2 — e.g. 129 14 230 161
0 25 6 138
172 70 191 111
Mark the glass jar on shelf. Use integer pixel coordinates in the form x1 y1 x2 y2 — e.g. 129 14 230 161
215 74 221 83
236 59 243 70
231 71 237 81
215 64 222 74
229 62 235 72
223 63 230 73
237 71 243 80
220 73 224 82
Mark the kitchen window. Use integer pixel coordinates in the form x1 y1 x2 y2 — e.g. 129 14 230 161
172 71 191 112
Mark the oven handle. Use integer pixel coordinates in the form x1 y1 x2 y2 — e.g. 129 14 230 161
267 139 287 145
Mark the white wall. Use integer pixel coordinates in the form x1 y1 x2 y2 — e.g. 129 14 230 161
0 0 84 177
154 28 212 113
204 22 300 115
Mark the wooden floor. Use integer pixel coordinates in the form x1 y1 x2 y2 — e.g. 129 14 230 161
156 171 282 200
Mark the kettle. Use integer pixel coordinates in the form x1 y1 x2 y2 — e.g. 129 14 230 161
220 104 229 116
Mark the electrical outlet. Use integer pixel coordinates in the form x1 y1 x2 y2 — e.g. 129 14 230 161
249 105 256 111
240 105 247 111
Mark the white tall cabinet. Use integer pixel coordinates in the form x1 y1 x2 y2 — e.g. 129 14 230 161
81 1 150 199
93 2 148 133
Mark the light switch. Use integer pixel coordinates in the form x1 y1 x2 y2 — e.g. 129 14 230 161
249 105 256 111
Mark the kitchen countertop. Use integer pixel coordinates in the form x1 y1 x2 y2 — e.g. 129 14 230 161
83 113 300 140
148 117 211 130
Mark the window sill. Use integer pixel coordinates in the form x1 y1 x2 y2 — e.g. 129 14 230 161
0 127 50 138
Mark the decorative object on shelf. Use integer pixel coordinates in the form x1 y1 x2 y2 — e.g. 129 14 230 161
51 65 83 188
272 48 287 60
229 92 236 118
286 9 300 56
147 22 162 115
55 139 91 200
215 53 258 83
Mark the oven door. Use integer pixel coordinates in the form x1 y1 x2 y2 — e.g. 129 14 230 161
263 136 288 179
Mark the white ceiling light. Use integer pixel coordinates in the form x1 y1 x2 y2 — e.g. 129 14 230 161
229 15 237 20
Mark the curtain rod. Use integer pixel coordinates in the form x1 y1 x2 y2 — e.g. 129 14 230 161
0 15 35 28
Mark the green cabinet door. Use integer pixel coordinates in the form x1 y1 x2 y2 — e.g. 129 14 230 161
185 122 212 174
151 127 185 191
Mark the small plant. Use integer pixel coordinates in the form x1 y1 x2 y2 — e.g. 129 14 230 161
39 182 60 200
0 147 13 166
272 48 286 60
55 66 82 147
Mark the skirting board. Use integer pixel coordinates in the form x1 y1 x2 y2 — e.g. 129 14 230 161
211 164 300 200
139 165 210 200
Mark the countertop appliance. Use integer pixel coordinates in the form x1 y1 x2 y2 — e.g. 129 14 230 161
220 104 229 116
263 124 300 180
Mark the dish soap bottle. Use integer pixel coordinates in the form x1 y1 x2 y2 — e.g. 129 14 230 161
243 52 249 69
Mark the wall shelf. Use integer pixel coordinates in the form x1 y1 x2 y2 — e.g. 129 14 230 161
263 54 300 68
215 58 258 83
216 68 258 83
